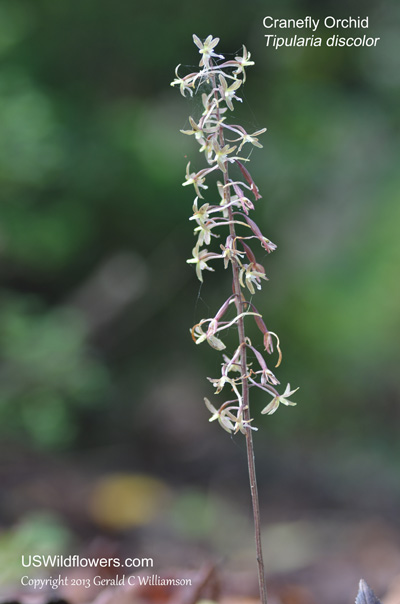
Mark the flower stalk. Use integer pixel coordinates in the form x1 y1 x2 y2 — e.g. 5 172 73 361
172 35 298 604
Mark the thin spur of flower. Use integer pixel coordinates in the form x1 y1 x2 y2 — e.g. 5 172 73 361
246 343 280 386
193 220 248 251
239 301 278 359
222 179 255 195
221 345 243 375
229 181 255 214
220 181 258 213
205 201 241 215
197 66 240 88
200 309 262 341
207 215 251 230
254 314 282 363
240 239 258 265
234 213 277 253
217 196 250 217
248 375 280 398
170 65 199 96
236 160 262 200
261 383 299 415
204 295 237 336
238 234 277 256
208 187 252 216
220 123 248 137
266 330 282 367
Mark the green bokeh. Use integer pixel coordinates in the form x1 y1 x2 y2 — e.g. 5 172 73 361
0 0 398 466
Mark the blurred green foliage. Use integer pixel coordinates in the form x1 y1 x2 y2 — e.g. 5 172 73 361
0 511 71 584
0 0 399 463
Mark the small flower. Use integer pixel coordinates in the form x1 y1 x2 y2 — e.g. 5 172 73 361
219 75 242 111
193 34 225 68
190 198 209 224
208 374 233 394
237 128 267 152
204 398 235 433
187 244 221 282
259 367 280 386
222 352 242 374
190 198 214 245
261 384 299 415
170 65 196 97
220 236 245 269
234 408 258 434
239 262 268 294
212 139 237 172
233 46 255 81
182 162 208 198
180 116 206 145
191 322 226 350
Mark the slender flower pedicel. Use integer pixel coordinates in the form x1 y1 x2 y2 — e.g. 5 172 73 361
172 35 298 604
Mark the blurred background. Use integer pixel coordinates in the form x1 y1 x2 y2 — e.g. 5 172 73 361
0 0 399 602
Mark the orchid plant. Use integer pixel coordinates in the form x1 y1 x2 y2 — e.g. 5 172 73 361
171 35 298 604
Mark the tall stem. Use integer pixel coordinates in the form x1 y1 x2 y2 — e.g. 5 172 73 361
215 90 268 604
227 187 268 604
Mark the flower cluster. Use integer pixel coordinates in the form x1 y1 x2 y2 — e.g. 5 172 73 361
172 35 298 434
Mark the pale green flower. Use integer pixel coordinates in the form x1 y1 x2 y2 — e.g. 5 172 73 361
170 65 196 96
233 46 255 81
182 162 208 198
204 398 235 433
237 128 267 152
187 244 221 282
234 408 258 434
212 139 237 172
261 384 299 415
193 34 224 68
239 262 268 294
219 75 242 111
191 322 226 351
181 116 207 145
